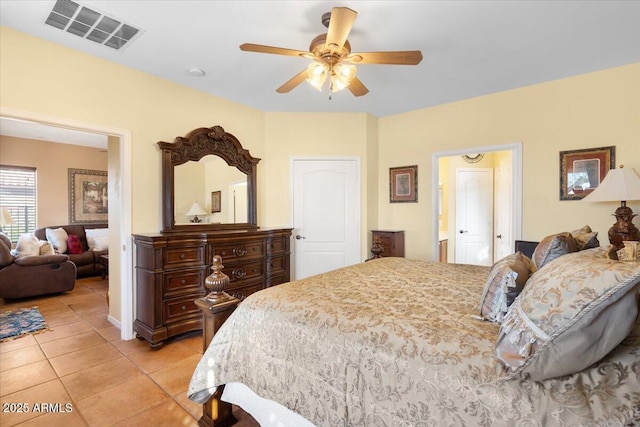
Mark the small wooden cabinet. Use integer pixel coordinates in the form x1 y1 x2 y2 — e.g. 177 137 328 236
371 230 405 258
133 228 292 348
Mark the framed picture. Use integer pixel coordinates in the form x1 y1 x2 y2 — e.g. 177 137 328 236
68 168 108 224
559 146 615 200
389 165 418 203
211 190 221 213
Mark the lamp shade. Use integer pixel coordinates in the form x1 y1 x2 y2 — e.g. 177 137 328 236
0 207 14 226
186 202 207 216
582 166 640 203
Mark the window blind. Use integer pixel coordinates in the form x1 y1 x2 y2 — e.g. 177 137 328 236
0 165 37 242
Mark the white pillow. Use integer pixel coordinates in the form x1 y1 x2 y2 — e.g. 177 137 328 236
46 227 69 254
12 233 40 257
86 228 109 251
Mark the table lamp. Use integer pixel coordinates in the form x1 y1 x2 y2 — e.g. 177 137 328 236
583 165 640 256
186 202 207 223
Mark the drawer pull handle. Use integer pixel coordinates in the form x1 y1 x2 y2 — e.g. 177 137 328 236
180 253 186 259
181 305 187 311
232 268 246 279
233 246 248 256
181 279 186 285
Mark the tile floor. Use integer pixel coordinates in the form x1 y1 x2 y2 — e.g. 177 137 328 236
0 276 259 427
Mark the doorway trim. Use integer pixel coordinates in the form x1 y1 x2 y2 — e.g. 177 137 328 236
1 107 134 340
431 142 523 262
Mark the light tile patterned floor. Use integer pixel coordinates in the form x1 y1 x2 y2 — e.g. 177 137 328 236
0 276 259 427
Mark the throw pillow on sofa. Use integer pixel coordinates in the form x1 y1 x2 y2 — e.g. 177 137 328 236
86 228 109 251
39 240 55 255
46 227 69 254
67 234 83 254
13 233 40 257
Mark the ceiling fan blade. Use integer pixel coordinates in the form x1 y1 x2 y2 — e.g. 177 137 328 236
276 69 309 93
240 43 308 57
325 7 357 51
348 77 369 97
347 51 423 65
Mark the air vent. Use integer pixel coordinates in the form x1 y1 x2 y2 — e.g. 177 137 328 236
45 0 141 50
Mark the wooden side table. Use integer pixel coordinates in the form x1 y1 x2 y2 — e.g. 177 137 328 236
370 230 405 258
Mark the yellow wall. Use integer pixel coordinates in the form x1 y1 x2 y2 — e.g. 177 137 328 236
0 136 108 226
379 63 640 260
2 26 640 318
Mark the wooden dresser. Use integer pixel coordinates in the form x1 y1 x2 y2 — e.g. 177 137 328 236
132 228 292 348
371 230 405 258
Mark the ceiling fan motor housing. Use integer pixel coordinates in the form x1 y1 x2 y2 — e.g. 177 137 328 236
310 34 351 64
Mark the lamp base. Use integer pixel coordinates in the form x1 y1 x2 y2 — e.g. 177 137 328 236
190 215 202 223
607 205 640 253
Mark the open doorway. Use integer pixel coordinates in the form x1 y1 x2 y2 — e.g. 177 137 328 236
0 108 133 340
431 143 522 265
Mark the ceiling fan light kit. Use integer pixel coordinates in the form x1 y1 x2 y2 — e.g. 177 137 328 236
240 7 422 97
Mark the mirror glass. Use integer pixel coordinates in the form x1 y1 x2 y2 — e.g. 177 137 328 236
174 155 248 225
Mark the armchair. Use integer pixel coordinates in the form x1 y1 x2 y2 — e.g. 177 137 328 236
0 233 76 299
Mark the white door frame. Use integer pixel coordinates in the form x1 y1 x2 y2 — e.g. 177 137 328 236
289 156 361 280
431 142 522 262
1 107 134 340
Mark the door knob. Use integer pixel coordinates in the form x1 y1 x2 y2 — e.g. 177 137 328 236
459 230 468 234
496 234 503 239
295 235 306 240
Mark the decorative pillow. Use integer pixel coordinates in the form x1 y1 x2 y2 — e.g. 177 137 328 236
478 252 536 323
46 227 69 254
39 240 55 256
86 228 109 251
531 232 578 269
13 233 40 257
571 225 600 250
495 247 640 380
67 234 83 254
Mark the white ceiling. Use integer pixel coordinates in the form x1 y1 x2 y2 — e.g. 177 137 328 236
1 0 639 144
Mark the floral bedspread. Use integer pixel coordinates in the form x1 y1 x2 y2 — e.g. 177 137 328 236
188 257 640 426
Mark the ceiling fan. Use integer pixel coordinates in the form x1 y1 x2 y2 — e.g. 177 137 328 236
240 7 423 97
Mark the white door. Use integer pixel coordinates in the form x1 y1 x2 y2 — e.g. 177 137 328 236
292 158 360 279
494 166 512 260
455 168 493 266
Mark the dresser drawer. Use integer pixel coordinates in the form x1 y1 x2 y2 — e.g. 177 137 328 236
163 269 205 297
165 246 205 267
267 237 287 254
212 240 264 260
164 296 203 322
229 282 263 301
225 260 264 285
267 254 286 275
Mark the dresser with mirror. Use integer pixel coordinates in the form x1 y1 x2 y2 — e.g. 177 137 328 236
133 125 292 349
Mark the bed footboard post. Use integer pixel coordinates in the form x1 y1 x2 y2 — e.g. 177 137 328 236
195 297 240 427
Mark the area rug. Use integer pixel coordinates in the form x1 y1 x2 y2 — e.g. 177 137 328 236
0 307 51 342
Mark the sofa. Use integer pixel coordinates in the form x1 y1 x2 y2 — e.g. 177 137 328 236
0 232 76 299
34 224 108 278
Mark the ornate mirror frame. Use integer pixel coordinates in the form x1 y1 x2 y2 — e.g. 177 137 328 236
159 125 260 233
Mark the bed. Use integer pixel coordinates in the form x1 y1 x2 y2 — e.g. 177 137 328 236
188 242 640 426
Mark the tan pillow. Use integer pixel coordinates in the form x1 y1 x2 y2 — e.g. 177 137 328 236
46 227 69 254
495 247 640 380
13 233 40 257
532 232 578 269
571 225 600 250
478 252 536 323
39 240 55 256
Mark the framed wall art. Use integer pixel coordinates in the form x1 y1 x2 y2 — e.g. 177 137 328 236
211 190 221 213
389 165 418 203
68 168 108 224
559 146 615 200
